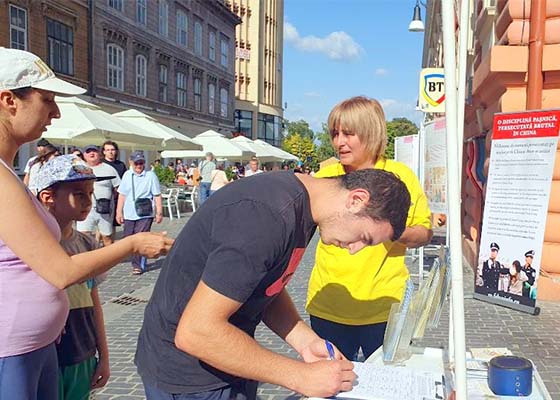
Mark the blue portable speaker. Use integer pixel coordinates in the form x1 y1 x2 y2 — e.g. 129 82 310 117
488 355 533 396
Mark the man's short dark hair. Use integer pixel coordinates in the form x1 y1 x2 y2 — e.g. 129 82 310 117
37 138 51 147
102 140 120 155
339 169 411 241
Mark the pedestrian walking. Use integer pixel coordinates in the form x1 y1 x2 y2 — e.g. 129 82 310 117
77 144 121 247
198 152 216 204
116 151 163 275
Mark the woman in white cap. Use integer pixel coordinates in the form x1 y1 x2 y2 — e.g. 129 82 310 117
0 49 173 399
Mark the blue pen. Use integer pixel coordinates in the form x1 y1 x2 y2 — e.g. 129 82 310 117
325 340 335 360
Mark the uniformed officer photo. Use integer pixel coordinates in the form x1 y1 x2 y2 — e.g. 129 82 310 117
481 242 502 291
522 250 537 298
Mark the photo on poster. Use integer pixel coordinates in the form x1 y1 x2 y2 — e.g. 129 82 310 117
475 241 538 308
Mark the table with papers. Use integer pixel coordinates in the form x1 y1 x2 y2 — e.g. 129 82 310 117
309 347 552 400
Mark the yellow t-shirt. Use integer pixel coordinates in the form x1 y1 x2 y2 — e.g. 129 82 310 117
306 159 432 325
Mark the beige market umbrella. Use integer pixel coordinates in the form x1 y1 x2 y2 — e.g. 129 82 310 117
230 136 284 162
162 130 254 160
43 97 164 150
253 139 299 161
112 109 202 151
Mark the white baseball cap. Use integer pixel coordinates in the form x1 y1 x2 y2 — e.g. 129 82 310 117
0 47 86 95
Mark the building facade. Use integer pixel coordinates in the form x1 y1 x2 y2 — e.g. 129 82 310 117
422 0 560 301
226 0 284 146
0 0 89 172
90 0 240 137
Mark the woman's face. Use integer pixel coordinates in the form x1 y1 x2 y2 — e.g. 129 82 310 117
331 123 373 171
9 89 60 144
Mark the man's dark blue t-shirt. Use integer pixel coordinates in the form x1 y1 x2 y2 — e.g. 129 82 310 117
135 171 316 393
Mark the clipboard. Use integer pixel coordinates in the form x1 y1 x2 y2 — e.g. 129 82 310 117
334 362 446 400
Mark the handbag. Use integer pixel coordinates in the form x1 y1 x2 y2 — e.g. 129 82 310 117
94 197 112 214
132 174 153 217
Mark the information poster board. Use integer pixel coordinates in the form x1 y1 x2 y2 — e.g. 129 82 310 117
394 134 419 176
423 118 447 214
474 110 560 313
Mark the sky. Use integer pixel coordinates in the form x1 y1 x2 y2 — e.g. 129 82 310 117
283 0 425 132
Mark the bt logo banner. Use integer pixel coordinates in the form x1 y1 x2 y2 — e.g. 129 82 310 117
419 68 445 113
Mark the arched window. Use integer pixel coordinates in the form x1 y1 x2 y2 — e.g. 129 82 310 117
176 10 188 46
194 78 202 111
220 88 228 118
176 72 187 107
107 44 124 90
208 83 215 114
135 54 147 97
159 65 168 102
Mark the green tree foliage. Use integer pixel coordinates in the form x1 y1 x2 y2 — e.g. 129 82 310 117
385 117 419 159
315 123 337 162
282 132 318 170
153 165 175 186
285 119 315 140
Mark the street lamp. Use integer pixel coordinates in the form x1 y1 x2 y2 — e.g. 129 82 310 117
408 0 425 32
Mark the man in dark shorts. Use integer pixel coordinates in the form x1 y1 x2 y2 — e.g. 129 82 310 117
135 169 411 399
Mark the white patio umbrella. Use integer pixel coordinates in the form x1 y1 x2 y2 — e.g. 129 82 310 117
253 139 299 161
43 97 165 150
159 149 206 159
162 130 254 160
230 136 284 162
112 109 202 151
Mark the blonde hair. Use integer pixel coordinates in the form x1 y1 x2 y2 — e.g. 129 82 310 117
327 96 387 161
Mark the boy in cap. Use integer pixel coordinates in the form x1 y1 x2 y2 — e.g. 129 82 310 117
36 155 111 398
522 250 537 297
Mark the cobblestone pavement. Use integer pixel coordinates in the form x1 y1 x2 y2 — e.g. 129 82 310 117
94 216 560 399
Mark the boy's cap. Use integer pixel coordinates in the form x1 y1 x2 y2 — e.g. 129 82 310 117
130 151 145 162
37 138 51 147
0 48 86 95
525 250 535 258
35 154 113 193
490 242 500 251
83 144 100 152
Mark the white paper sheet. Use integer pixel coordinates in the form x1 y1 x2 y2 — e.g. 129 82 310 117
335 362 443 400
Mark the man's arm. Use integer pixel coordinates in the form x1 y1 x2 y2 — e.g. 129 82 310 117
397 225 433 248
174 281 355 398
115 193 126 225
153 195 163 223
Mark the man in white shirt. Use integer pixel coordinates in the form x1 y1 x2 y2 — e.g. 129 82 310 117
244 157 263 177
76 145 121 246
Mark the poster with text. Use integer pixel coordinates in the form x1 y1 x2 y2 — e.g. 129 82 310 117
423 118 447 214
474 110 560 313
394 134 419 177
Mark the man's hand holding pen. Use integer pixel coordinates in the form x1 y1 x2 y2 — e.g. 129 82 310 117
292 338 356 397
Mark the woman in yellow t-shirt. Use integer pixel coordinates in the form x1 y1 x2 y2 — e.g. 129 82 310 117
306 96 433 360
